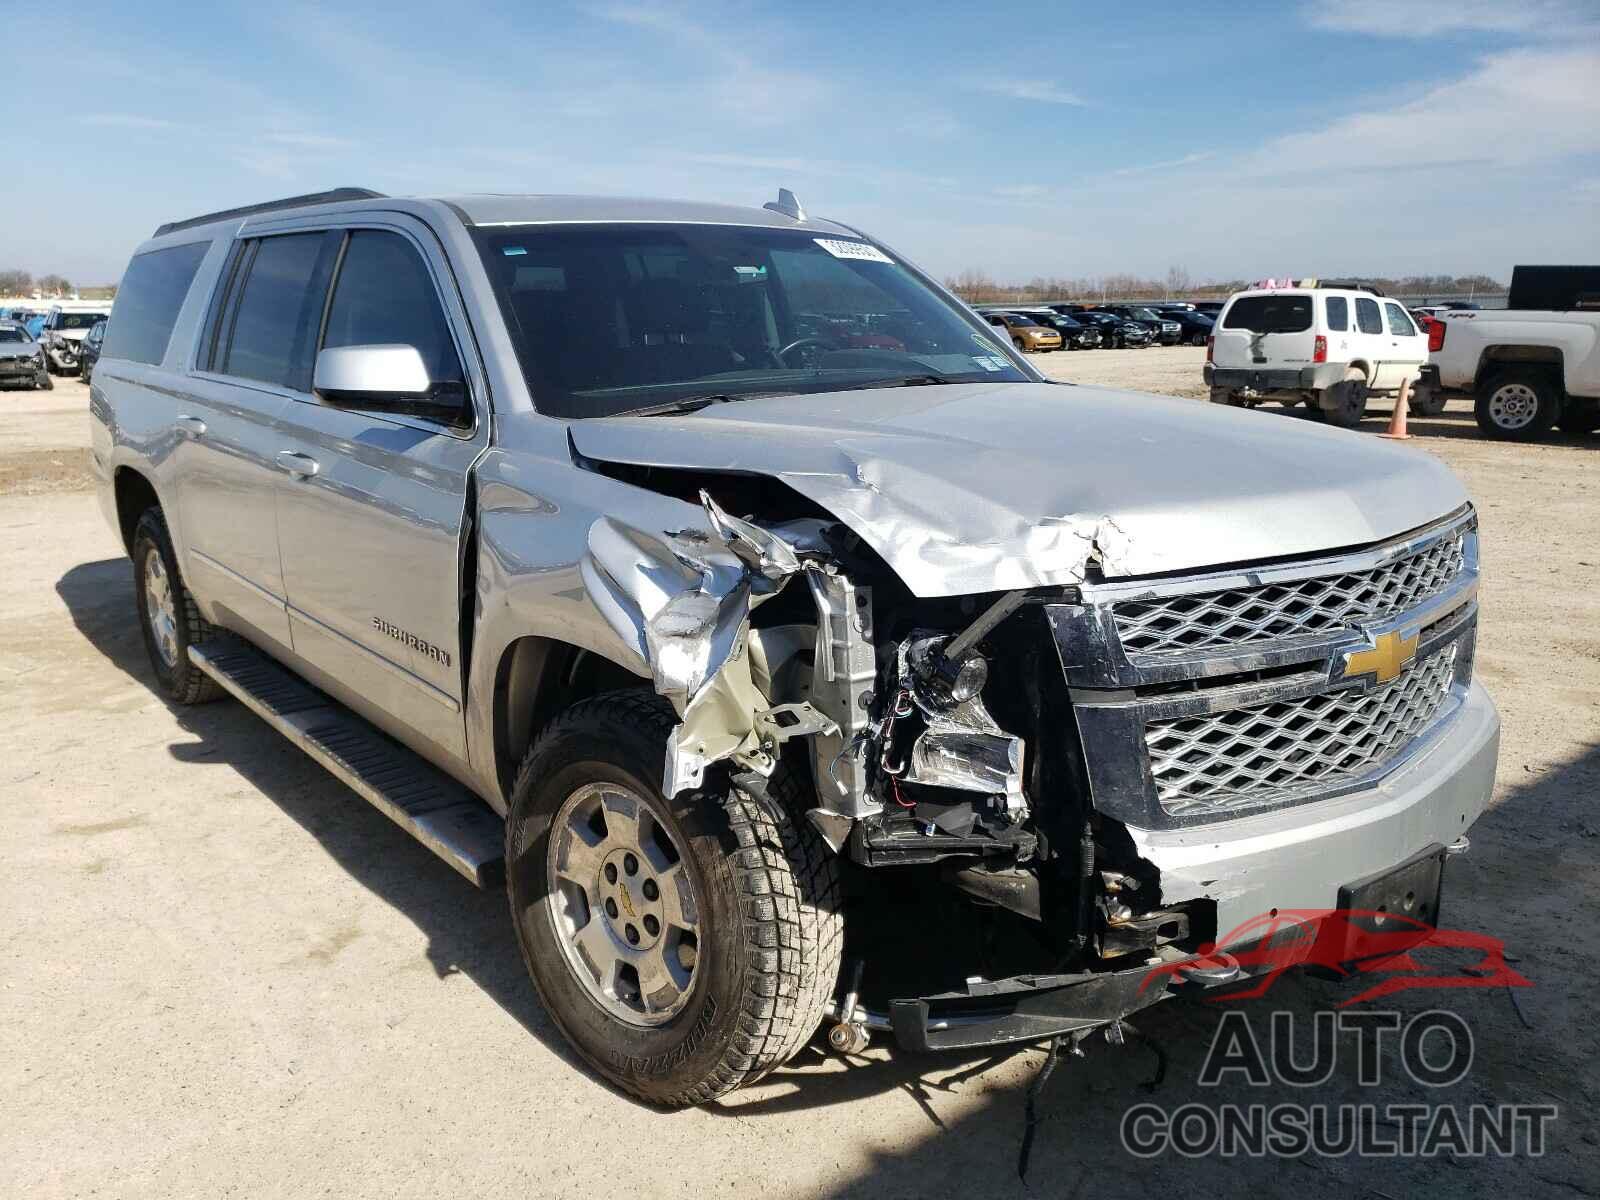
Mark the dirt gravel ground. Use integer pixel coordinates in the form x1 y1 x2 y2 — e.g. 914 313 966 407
3 364 1597 1198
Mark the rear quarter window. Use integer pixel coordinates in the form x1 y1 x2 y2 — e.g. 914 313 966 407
1222 294 1312 333
101 241 210 366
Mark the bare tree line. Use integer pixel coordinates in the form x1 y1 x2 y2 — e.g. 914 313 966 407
944 266 1505 304
0 268 117 300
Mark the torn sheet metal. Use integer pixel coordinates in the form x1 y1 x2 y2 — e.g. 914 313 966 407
581 491 843 796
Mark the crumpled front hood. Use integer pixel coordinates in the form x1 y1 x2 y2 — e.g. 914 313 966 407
569 381 1468 597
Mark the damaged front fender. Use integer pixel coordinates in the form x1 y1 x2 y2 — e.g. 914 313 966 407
581 490 845 797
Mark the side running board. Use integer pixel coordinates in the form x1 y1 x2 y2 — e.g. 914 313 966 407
189 639 505 887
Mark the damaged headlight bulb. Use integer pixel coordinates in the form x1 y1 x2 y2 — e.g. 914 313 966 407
906 636 988 708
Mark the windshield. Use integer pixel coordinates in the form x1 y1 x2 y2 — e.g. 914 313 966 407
55 312 106 330
1006 314 1039 326
0 327 27 343
472 224 1029 417
1126 308 1163 321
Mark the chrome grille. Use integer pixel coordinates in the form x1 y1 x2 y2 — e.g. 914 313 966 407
1144 646 1458 818
1113 531 1465 657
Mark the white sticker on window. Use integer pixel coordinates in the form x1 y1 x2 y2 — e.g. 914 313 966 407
813 238 894 264
971 356 1002 372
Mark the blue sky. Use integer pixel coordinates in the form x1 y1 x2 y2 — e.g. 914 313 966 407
4 0 1597 285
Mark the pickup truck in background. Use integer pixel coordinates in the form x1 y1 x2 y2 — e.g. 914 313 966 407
1415 265 1600 440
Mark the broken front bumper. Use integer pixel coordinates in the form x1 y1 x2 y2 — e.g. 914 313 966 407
845 682 1497 1052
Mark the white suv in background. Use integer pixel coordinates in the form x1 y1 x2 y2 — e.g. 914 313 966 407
1205 285 1431 427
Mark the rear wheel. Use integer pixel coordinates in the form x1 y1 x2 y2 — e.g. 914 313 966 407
1475 369 1558 441
1319 368 1369 428
131 508 223 704
1209 387 1243 406
506 692 844 1107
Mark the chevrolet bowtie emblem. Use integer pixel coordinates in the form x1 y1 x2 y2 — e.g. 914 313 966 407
1340 629 1419 684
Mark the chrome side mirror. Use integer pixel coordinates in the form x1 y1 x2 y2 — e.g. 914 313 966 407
313 344 432 401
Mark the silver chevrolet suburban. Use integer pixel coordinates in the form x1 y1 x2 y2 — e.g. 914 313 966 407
91 186 1499 1106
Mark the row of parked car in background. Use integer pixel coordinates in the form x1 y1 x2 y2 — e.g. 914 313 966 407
0 300 112 388
975 300 1223 352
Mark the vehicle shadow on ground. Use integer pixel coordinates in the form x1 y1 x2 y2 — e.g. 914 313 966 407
793 746 1600 1199
54 556 593 1077
1271 399 1600 447
53 556 1043 1113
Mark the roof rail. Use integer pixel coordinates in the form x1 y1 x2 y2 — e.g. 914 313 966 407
153 187 386 238
1315 278 1387 296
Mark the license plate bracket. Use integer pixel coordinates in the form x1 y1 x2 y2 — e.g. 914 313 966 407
1331 843 1447 962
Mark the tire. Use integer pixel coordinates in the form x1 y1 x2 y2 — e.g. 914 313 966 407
1209 387 1242 406
1556 397 1600 435
131 508 223 704
1319 368 1369 428
1475 369 1558 441
506 691 844 1107
37 369 52 391
1407 386 1449 417
1012 337 1027 353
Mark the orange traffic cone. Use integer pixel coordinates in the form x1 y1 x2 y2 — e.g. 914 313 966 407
1379 379 1412 439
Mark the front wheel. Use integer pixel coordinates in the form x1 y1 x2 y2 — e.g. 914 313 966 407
1475 370 1559 441
1012 337 1027 353
506 692 843 1107
36 368 52 391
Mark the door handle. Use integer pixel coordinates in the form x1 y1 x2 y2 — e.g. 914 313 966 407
275 450 321 479
176 415 207 438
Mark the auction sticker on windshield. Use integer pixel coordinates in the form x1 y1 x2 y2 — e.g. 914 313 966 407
813 238 894 264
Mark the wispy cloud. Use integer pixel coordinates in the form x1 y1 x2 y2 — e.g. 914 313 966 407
1110 151 1214 177
969 78 1085 105
263 131 351 149
78 113 176 129
991 184 1051 200
1306 0 1598 38
1237 47 1600 175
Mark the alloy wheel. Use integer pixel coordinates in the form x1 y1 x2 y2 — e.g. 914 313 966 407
546 781 700 1027
143 547 180 668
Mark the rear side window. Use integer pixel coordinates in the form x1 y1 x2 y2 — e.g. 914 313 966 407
221 233 336 390
1355 297 1384 335
1222 295 1312 333
101 241 209 366
321 230 463 386
1324 296 1349 332
1384 303 1417 337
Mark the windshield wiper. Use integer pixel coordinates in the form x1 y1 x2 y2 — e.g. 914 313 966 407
621 391 794 418
835 373 963 391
